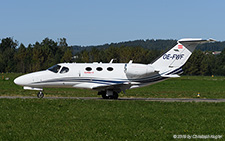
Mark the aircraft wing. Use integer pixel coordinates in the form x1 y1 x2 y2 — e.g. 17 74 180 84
161 74 180 78
73 83 111 89
73 81 140 91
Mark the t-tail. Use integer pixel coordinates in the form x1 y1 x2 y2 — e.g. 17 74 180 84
151 38 216 77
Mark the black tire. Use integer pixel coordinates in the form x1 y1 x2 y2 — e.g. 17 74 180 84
107 92 118 99
102 93 108 99
37 91 44 98
113 91 118 99
100 91 118 99
98 91 108 99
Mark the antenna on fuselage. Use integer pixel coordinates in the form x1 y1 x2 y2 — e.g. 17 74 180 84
109 59 114 63
109 58 118 63
128 60 133 64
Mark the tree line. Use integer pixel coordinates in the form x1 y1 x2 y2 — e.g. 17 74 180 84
74 46 162 64
1 37 225 76
71 39 177 54
0 37 72 73
72 39 225 54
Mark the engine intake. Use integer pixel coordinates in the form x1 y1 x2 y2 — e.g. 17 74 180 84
125 64 155 78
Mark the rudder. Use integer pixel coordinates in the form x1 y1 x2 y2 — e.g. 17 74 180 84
151 38 215 75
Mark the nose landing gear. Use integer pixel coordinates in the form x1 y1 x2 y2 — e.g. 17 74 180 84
37 91 44 98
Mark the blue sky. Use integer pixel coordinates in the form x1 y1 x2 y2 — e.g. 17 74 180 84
0 0 225 46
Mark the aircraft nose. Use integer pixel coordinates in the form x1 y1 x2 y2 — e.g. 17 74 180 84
14 75 30 86
14 76 24 86
14 71 48 86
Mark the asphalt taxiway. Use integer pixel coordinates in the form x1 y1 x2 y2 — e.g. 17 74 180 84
1 96 225 102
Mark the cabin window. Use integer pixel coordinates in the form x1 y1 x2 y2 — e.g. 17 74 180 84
96 67 103 71
60 67 69 73
48 65 61 73
107 67 113 71
85 67 92 71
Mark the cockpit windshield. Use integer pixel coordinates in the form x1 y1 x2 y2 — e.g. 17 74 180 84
60 67 69 73
48 65 61 73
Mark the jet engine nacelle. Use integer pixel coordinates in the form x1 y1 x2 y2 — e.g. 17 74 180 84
125 64 155 78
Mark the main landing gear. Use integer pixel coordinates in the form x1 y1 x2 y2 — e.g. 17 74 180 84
37 91 44 98
98 90 119 99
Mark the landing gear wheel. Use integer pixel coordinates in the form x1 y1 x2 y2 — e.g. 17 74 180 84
102 93 108 99
37 91 44 98
101 91 118 99
102 94 107 99
99 91 119 99
98 91 108 99
113 92 118 99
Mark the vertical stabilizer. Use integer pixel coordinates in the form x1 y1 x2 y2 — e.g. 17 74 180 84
151 38 215 76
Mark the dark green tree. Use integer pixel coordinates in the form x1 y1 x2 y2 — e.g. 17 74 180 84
61 48 73 62
15 43 26 73
0 37 18 72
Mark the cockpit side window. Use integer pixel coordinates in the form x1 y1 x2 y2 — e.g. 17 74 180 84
48 65 61 73
60 67 69 74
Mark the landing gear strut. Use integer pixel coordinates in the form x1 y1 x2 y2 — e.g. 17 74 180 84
37 91 44 98
98 90 118 99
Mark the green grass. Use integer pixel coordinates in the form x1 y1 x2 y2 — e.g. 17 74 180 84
1 73 225 99
1 74 225 140
126 75 225 99
0 99 224 140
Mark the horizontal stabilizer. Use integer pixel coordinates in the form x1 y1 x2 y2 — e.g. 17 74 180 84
178 38 216 43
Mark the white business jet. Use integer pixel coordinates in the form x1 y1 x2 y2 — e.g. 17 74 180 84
14 38 215 99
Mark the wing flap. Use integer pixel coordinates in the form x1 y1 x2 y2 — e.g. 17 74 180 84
73 83 109 89
73 81 140 91
161 74 180 78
